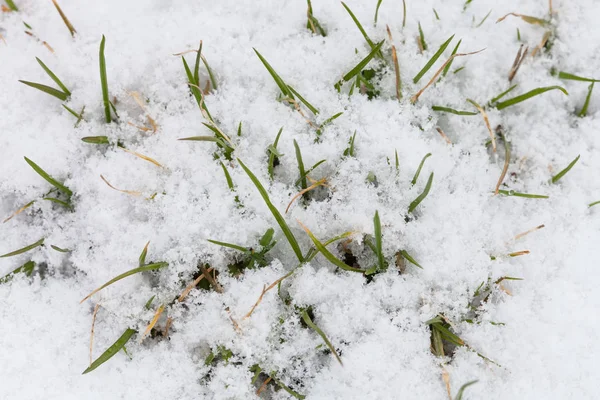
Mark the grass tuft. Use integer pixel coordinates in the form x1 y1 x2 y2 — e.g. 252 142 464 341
301 308 343 365
334 41 384 92
306 0 327 36
411 153 432 185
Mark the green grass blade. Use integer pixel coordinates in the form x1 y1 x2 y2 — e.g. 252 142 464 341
442 39 461 77
335 41 384 91
182 57 203 107
551 155 580 184
0 261 35 284
558 72 600 83
99 35 112 123
400 250 422 268
82 328 137 374
268 127 284 180
411 153 431 185
5 0 18 11
454 380 478 400
495 86 568 110
270 375 306 400
413 34 455 84
589 200 600 208
201 55 218 91
489 84 518 105
475 10 492 27
408 172 434 213
80 262 168 302
432 105 476 115
208 239 248 253
295 159 326 186
193 41 203 86
219 161 235 190
497 189 548 199
138 242 149 267
35 57 70 96
0 238 44 258
395 149 399 171
24 157 72 197
294 140 307 190
578 83 594 117
433 8 440 20
63 104 85 127
301 309 343 365
288 85 319 115
253 49 293 99
82 136 109 144
432 323 464 346
343 131 357 157
238 159 304 262
299 222 363 273
341 2 377 52
42 197 72 209
50 245 70 253
418 22 427 51
374 0 383 24
373 211 385 271
19 80 68 101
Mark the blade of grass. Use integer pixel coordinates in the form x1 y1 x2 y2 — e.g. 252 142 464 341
219 161 235 190
294 140 307 190
80 262 168 303
201 54 218 91
373 211 385 271
294 159 326 186
193 41 203 88
411 153 431 185
589 200 600 208
374 0 383 24
208 239 249 253
475 10 492 27
454 380 478 400
238 159 304 262
432 105 476 115
489 84 517 105
442 39 461 77
42 197 72 209
270 375 306 400
5 0 18 11
0 261 35 284
83 328 136 374
413 34 455 84
298 221 363 273
0 238 44 258
578 83 594 117
35 57 70 96
408 172 434 213
557 72 600 83
50 245 69 253
99 35 111 123
494 86 568 110
495 131 511 194
550 155 580 184
341 2 381 57
400 250 423 268
24 157 72 197
402 0 406 28
268 128 284 180
467 99 496 152
138 241 149 267
18 80 68 101
301 308 343 365
3 200 35 223
253 49 293 99
496 13 548 26
182 56 203 107
288 85 319 115
497 189 548 199
334 41 384 91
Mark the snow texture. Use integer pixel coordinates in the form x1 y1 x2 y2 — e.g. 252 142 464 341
1 0 599 399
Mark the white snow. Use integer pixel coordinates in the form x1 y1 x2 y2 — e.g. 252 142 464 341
1 0 600 399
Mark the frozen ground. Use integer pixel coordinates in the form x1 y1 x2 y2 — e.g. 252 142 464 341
1 0 600 399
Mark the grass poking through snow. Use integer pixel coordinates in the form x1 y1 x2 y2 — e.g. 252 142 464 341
550 155 580 184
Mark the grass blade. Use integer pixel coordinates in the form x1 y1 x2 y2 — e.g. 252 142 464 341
413 34 455 84
551 155 580 184
0 238 44 258
558 72 600 83
182 56 203 107
5 0 18 11
201 55 218 91
432 105 476 115
288 85 319 115
408 172 434 213
442 39 461 77
489 84 518 105
19 80 68 101
82 136 109 144
494 86 568 110
268 127 284 180
208 239 248 253
238 159 304 262
454 380 478 400
411 153 431 185
418 22 427 51
83 328 136 374
578 83 594 117
589 200 600 208
80 262 168 303
497 189 548 199
193 41 203 87
24 157 72 197
51 0 76 36
295 159 326 186
35 57 70 96
374 0 383 24
399 250 422 268
373 211 385 271
301 308 343 365
0 261 35 284
294 140 307 190
51 245 70 253
253 49 293 99
219 161 235 190
335 41 384 91
341 2 379 54
99 35 112 123
298 221 363 273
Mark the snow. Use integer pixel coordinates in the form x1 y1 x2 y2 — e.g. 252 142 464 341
1 0 600 399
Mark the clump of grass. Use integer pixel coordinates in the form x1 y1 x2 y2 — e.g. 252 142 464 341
341 2 383 59
493 86 568 110
306 0 326 36
83 328 137 374
238 159 304 262
550 155 580 184
343 131 357 157
334 40 384 96
408 172 434 213
209 228 276 276
19 57 71 101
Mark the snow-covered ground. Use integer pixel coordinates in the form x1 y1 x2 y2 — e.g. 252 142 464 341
1 0 600 399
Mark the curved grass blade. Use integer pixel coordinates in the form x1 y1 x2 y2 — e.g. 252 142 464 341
489 84 517 105
418 22 427 51
80 262 168 303
373 211 385 271
193 41 203 87
301 308 343 365
399 249 422 268
43 197 72 209
238 159 304 262
268 127 284 180
253 49 293 99
220 161 235 190
18 80 68 101
82 136 109 144
0 261 35 284
495 86 568 110
99 35 112 123
578 83 594 117
271 375 306 400
411 153 431 185
138 241 149 267
83 328 136 374
288 86 319 115
497 189 548 199
558 72 600 83
51 245 70 253
374 0 383 24
294 140 307 190
207 239 248 253
295 159 326 186
5 0 18 11
432 105 476 115
1 238 44 258
298 221 363 273
413 34 455 84
551 155 580 184
201 55 218 91
335 41 384 91
442 39 461 77
36 57 70 95
341 2 378 53
455 380 478 400
24 157 72 197
408 172 434 213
